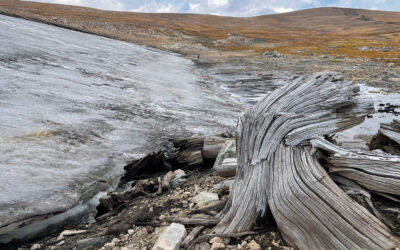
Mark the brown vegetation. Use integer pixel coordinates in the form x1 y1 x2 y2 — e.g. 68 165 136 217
1 0 400 62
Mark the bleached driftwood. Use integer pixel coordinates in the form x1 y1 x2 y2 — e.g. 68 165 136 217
202 137 228 160
214 72 399 249
213 140 237 177
380 120 400 145
370 119 400 155
311 137 400 196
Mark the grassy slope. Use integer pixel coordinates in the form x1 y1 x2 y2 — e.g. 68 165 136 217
1 0 400 62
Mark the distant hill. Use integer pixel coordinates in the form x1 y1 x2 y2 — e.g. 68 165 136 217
1 0 399 62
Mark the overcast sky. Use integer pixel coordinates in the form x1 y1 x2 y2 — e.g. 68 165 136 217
28 0 400 16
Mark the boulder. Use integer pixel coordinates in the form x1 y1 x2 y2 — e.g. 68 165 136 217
191 191 219 206
248 240 262 250
171 169 186 187
152 223 186 250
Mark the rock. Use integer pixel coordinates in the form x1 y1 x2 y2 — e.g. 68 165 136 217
112 238 120 243
210 242 225 250
194 184 202 193
57 229 87 240
152 223 186 250
263 50 282 57
191 191 219 206
210 237 223 244
77 237 109 248
263 50 272 56
389 77 400 82
358 46 371 51
248 240 261 250
162 171 176 189
128 229 134 235
194 242 211 250
171 169 186 187
31 244 41 250
104 242 115 250
272 51 282 58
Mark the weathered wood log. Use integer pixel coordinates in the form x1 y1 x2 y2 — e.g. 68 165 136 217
202 137 228 160
119 151 171 187
214 72 399 249
370 119 400 155
181 226 205 249
165 217 220 226
213 140 237 177
173 136 204 166
380 119 400 144
311 137 400 196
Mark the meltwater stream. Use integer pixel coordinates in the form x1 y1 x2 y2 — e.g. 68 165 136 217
0 14 241 238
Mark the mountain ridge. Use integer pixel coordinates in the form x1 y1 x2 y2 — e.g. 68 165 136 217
1 0 399 62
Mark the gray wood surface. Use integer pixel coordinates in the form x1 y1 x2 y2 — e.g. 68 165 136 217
214 72 399 249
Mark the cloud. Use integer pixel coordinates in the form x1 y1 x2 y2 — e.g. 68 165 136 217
207 0 230 9
271 6 294 13
130 1 181 13
25 0 400 16
27 0 125 10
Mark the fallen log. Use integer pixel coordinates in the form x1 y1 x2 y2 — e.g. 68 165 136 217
213 140 237 177
165 217 220 226
202 136 228 160
370 119 400 155
214 72 399 249
311 137 400 196
173 136 204 166
380 119 400 145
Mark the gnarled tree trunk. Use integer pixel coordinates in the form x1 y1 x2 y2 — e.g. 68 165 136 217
214 72 400 249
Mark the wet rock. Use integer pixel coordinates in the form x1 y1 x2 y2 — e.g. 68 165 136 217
191 191 219 206
248 240 262 250
57 229 87 240
152 223 186 250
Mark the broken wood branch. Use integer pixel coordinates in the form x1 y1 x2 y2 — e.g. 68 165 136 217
311 137 400 196
165 217 220 226
213 139 237 177
370 119 400 155
181 226 205 249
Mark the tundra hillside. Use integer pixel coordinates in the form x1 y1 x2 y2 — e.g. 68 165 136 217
1 0 400 64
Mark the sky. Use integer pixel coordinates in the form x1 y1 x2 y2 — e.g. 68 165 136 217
28 0 400 16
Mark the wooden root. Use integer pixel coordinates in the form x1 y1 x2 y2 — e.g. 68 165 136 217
214 72 400 249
